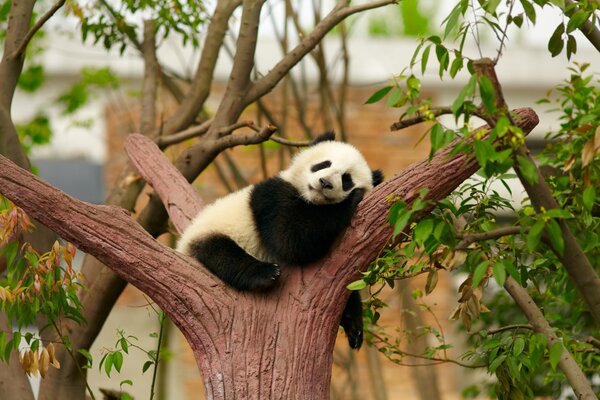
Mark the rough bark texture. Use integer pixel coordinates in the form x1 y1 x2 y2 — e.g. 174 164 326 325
0 108 539 399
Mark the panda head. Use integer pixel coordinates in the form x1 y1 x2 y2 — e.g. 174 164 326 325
280 132 383 205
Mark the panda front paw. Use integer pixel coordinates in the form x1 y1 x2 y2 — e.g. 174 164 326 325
237 262 281 292
349 188 366 209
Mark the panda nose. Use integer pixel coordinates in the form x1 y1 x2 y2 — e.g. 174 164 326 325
319 177 333 190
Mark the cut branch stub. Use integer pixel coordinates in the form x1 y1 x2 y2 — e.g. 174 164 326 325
125 133 204 232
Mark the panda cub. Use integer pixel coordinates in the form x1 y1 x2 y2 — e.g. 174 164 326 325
177 132 383 348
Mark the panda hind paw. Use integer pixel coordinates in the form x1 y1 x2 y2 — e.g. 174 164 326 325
243 263 281 292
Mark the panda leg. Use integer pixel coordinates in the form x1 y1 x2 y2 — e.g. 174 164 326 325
188 234 281 292
340 290 363 349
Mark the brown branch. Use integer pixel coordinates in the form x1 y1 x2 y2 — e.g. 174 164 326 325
161 0 242 135
484 324 534 335
10 0 66 59
125 134 204 233
390 107 453 131
215 124 278 151
504 276 596 399
141 20 159 135
155 118 213 149
245 0 398 105
455 226 521 250
270 135 312 147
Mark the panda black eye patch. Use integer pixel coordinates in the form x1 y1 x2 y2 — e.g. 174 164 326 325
342 173 354 191
310 161 332 172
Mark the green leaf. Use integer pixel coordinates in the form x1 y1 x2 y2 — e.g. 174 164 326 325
513 337 525 356
527 220 545 252
488 354 506 373
451 75 477 115
548 23 565 57
113 351 123 373
566 34 577 60
414 219 434 245
421 45 431 75
516 155 538 185
12 331 21 350
549 341 563 371
582 186 596 212
450 54 463 78
120 379 133 387
547 219 564 255
365 86 393 104
347 280 367 291
566 11 589 33
393 210 413 238
473 139 495 170
520 0 536 24
472 261 489 287
142 360 154 374
78 349 93 367
492 262 506 287
444 4 462 39
478 75 497 115
104 353 113 377
120 337 129 354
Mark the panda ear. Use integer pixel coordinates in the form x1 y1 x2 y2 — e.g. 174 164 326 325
311 131 336 145
372 170 384 187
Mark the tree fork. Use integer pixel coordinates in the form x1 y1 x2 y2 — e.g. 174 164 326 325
0 108 538 399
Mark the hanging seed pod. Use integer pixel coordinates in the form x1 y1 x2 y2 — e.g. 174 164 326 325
39 347 50 378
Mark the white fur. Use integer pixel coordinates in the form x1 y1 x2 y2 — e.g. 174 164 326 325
176 186 271 261
279 141 373 205
177 140 374 259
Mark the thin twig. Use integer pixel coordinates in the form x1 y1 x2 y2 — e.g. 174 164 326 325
484 324 533 335
270 135 312 147
369 330 486 369
11 0 66 59
149 312 166 400
156 119 213 149
51 320 96 400
390 107 454 131
455 226 521 250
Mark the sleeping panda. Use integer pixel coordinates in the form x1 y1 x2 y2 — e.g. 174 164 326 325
177 132 383 348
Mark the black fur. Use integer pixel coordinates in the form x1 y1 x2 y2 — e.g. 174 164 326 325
372 169 384 187
250 177 364 265
188 234 281 292
311 131 336 145
340 291 363 349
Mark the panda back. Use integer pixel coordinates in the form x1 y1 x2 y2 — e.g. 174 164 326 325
176 186 270 262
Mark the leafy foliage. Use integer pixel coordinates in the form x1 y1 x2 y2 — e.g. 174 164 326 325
69 0 208 53
0 196 85 378
359 1 600 398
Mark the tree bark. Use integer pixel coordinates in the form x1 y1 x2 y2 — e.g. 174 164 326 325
0 108 539 399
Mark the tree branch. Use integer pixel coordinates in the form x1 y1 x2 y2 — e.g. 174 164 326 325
245 0 398 104
455 226 521 250
503 276 596 399
161 0 242 135
155 118 213 149
10 0 66 59
141 20 159 135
